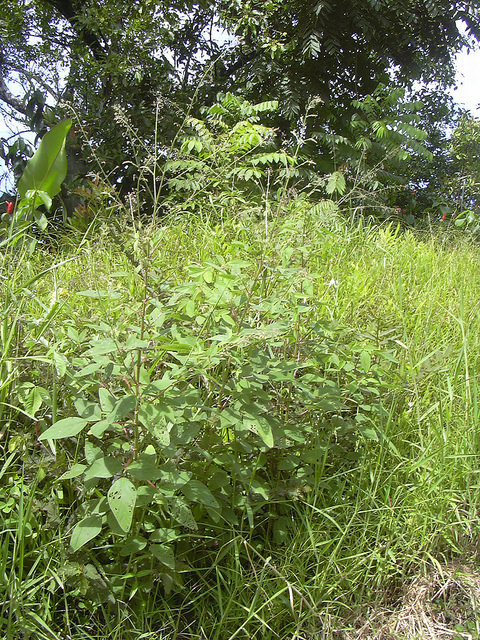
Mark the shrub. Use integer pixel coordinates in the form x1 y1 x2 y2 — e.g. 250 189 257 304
37 228 395 598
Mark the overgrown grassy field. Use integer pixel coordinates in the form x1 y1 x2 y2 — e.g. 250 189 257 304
2 206 480 639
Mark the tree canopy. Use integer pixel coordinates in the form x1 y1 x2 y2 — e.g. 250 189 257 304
0 0 479 199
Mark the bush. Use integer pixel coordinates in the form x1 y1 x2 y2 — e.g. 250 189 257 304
37 225 395 598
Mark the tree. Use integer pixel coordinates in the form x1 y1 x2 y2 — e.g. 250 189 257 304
1 0 222 190
219 1 480 118
0 0 479 205
444 114 480 213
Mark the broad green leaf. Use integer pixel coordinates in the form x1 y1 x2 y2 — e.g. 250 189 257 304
52 351 67 378
70 515 102 551
39 417 88 441
203 269 214 283
112 395 136 420
151 544 175 570
78 290 121 300
86 339 117 356
58 463 87 480
302 447 328 464
85 441 102 464
144 444 157 457
23 386 45 416
169 421 200 446
18 119 72 200
170 497 198 530
136 485 156 507
157 463 191 490
99 388 116 413
74 398 102 420
361 427 379 441
75 362 104 378
138 403 163 428
150 528 180 543
244 417 274 448
87 496 108 515
185 299 195 317
144 375 173 395
108 478 137 533
249 477 270 500
125 336 150 349
34 210 49 230
138 408 171 446
88 419 117 438
85 456 123 481
302 278 314 297
119 535 147 556
360 351 371 373
106 511 127 536
182 479 219 509
34 190 52 210
127 457 163 481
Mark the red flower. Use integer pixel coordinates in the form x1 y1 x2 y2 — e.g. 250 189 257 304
442 213 447 221
6 200 14 215
402 209 406 214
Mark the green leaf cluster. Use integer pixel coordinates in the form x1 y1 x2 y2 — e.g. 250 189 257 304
164 93 296 211
39 237 396 592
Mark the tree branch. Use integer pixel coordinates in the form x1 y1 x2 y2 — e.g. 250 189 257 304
6 64 60 101
0 73 27 116
219 49 261 80
42 0 107 61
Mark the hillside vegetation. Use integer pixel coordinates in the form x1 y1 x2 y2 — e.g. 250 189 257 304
2 206 480 639
2 2 480 636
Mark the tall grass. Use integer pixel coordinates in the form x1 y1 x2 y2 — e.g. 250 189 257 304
1 209 480 639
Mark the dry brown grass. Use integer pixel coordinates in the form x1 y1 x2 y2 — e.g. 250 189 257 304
338 562 480 640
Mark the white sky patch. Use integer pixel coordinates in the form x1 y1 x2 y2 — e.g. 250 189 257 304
453 46 480 116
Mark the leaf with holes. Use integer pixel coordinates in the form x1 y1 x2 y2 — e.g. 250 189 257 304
170 497 198 530
107 478 137 533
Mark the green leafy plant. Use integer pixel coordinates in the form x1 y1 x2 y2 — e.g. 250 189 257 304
4 202 480 637
36 229 394 595
305 85 433 217
10 119 72 232
164 93 296 213
454 208 480 232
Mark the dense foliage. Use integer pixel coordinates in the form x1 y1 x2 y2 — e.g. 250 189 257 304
0 0 479 205
2 4 480 638
447 115 480 210
2 206 480 638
